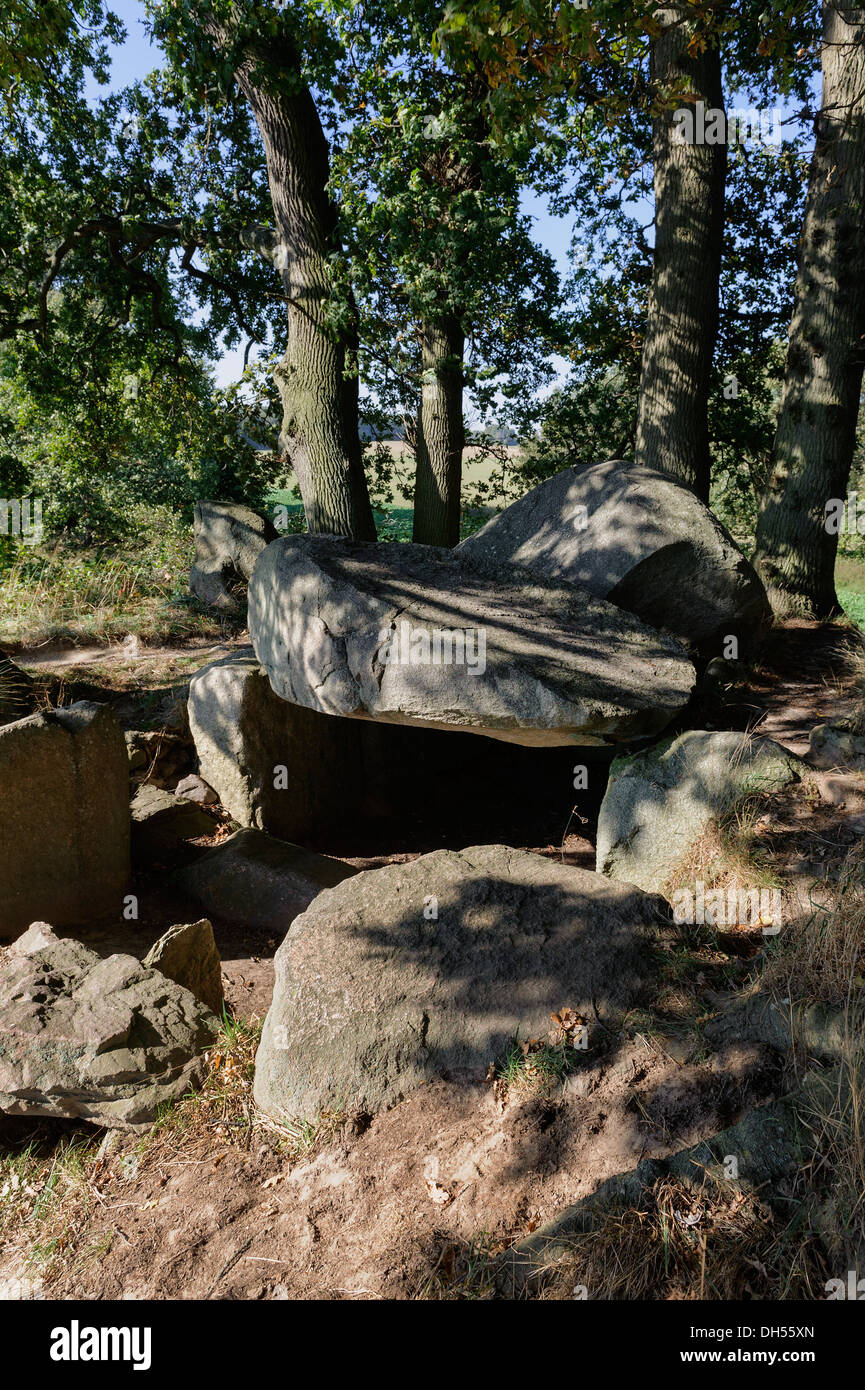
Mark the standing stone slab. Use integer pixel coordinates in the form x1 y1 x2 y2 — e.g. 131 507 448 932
0 702 130 938
248 535 695 747
172 827 356 930
190 501 278 611
187 648 360 838
254 844 670 1123
458 461 771 650
596 730 802 893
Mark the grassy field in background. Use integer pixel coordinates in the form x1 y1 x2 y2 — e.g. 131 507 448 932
838 586 865 627
834 556 865 628
267 496 414 542
265 497 489 542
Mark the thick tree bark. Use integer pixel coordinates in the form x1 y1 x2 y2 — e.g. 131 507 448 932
412 316 465 547
234 58 376 541
753 2 865 619
634 6 727 502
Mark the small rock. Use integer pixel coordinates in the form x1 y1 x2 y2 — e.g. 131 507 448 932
125 729 191 786
811 771 865 808
8 921 57 957
808 722 865 771
174 773 218 805
130 784 214 859
124 733 148 772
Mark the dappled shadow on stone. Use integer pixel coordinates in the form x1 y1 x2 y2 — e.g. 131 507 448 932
253 845 675 1124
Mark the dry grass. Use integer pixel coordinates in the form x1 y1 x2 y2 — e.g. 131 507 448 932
799 1036 865 1272
662 795 786 915
538 1178 826 1301
0 1016 344 1291
763 839 865 1006
419 1234 499 1300
135 1016 342 1166
0 1125 106 1289
528 835 865 1301
0 510 225 649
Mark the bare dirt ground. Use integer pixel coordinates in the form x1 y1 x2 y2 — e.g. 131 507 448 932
1 619 863 1300
0 1035 782 1301
746 620 860 755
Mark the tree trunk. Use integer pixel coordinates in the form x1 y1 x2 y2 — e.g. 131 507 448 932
634 6 727 502
412 316 465 547
235 59 376 541
753 1 865 619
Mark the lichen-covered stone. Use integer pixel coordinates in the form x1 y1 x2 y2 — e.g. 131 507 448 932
596 730 802 892
0 923 218 1129
254 844 669 1123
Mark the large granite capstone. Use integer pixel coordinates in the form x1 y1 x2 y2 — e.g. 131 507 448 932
458 460 771 650
247 535 696 747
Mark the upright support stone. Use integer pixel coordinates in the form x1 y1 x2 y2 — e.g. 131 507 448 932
190 501 277 612
0 702 130 937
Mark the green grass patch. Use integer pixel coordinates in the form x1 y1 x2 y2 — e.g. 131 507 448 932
264 495 490 544
838 585 865 630
496 1035 581 1096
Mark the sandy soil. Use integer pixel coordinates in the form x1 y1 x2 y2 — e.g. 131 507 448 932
12 1035 779 1301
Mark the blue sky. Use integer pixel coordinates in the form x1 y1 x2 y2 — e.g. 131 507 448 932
88 0 575 387
89 2 809 400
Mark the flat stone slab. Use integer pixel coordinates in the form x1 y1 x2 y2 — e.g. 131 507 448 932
458 460 771 650
254 844 670 1123
172 827 356 931
0 922 218 1129
248 535 695 747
